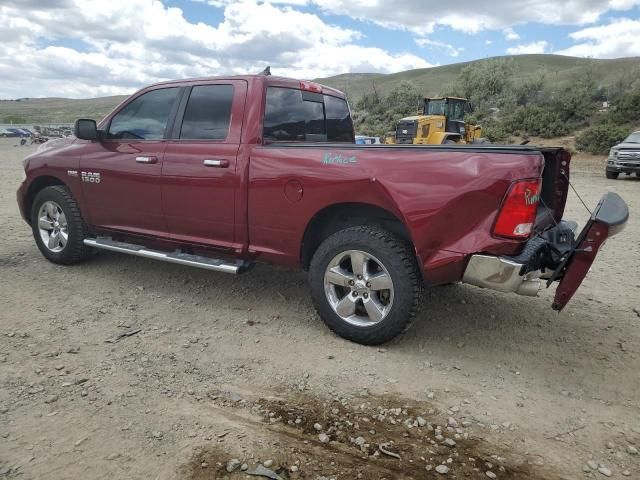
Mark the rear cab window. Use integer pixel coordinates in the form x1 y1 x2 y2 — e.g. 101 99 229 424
263 86 354 143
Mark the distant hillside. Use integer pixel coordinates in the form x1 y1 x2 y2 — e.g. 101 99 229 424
0 95 128 124
318 54 640 101
1 54 639 124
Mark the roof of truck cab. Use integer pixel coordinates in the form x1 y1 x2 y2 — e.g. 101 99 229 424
425 96 469 101
146 74 346 99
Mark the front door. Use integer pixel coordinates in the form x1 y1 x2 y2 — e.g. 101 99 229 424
162 81 247 249
80 87 182 237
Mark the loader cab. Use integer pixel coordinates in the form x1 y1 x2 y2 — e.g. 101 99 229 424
395 96 481 145
423 97 472 138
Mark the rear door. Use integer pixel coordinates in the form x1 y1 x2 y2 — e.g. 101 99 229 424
80 86 182 236
161 80 247 249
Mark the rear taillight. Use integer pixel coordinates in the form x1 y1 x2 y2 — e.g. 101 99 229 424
493 179 542 239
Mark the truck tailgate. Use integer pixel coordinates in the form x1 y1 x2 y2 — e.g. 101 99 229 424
550 192 629 310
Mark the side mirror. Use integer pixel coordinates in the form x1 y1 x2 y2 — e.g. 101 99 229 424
74 119 101 141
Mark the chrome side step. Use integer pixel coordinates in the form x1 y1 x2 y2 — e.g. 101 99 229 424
83 237 249 274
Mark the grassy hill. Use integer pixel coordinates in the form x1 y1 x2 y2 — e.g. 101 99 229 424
0 95 128 124
2 54 639 124
317 54 640 101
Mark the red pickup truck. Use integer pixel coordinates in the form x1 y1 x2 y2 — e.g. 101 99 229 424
17 73 628 344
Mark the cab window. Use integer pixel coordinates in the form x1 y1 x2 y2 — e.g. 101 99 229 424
179 85 234 140
263 87 354 143
107 88 179 140
447 102 465 121
325 95 353 142
425 100 445 116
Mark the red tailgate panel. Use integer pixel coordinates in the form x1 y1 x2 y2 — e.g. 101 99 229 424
552 192 629 310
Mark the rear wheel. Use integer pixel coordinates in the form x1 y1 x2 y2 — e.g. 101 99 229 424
309 226 422 345
606 171 619 179
31 185 91 265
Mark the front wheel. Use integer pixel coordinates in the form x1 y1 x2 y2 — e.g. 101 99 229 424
31 185 91 265
606 170 619 179
309 226 423 345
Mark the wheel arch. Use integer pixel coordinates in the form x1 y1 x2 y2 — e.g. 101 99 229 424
426 132 462 144
441 133 462 144
24 175 68 224
300 202 414 270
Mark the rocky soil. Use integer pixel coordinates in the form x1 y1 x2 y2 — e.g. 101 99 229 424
0 139 639 479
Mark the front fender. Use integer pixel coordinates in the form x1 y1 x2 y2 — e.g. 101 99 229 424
18 138 85 223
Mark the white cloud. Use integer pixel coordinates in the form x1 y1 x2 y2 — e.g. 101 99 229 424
309 0 640 34
485 40 493 45
504 27 520 41
506 40 549 54
415 38 463 57
557 18 640 58
2 0 639 99
0 0 431 98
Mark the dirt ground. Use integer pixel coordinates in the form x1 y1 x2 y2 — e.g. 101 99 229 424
1 138 639 480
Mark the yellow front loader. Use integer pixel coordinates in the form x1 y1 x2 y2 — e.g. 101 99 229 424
395 97 487 145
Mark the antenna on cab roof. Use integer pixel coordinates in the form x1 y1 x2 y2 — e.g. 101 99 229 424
260 66 271 76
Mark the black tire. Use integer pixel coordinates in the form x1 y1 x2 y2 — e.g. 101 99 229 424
309 226 423 345
30 185 91 265
606 170 619 179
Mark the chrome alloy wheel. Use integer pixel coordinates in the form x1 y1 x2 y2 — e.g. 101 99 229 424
37 201 68 253
323 250 394 327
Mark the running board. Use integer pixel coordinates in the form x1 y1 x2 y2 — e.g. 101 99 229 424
83 238 250 274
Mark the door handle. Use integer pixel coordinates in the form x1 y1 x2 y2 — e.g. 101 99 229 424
135 156 158 164
203 159 229 168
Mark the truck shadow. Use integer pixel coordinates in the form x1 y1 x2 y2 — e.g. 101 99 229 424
84 250 633 401
86 249 613 355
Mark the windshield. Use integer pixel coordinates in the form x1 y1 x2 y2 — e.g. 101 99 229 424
425 99 445 116
624 132 640 143
447 101 466 121
424 99 467 121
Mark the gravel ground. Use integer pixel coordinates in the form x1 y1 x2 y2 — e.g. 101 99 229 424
0 138 639 479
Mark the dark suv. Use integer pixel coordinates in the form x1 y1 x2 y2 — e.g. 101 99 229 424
607 131 640 179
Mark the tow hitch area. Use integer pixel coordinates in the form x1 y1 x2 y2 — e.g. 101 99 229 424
550 192 628 310
463 220 577 297
462 192 628 309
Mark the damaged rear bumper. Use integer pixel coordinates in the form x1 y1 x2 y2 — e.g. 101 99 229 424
461 192 629 309
462 255 546 297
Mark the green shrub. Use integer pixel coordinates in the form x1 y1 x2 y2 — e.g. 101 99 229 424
478 119 510 143
458 58 514 111
503 106 569 138
552 75 602 126
608 89 640 124
576 123 630 154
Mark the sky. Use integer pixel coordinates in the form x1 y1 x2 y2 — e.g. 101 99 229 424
1 0 640 98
